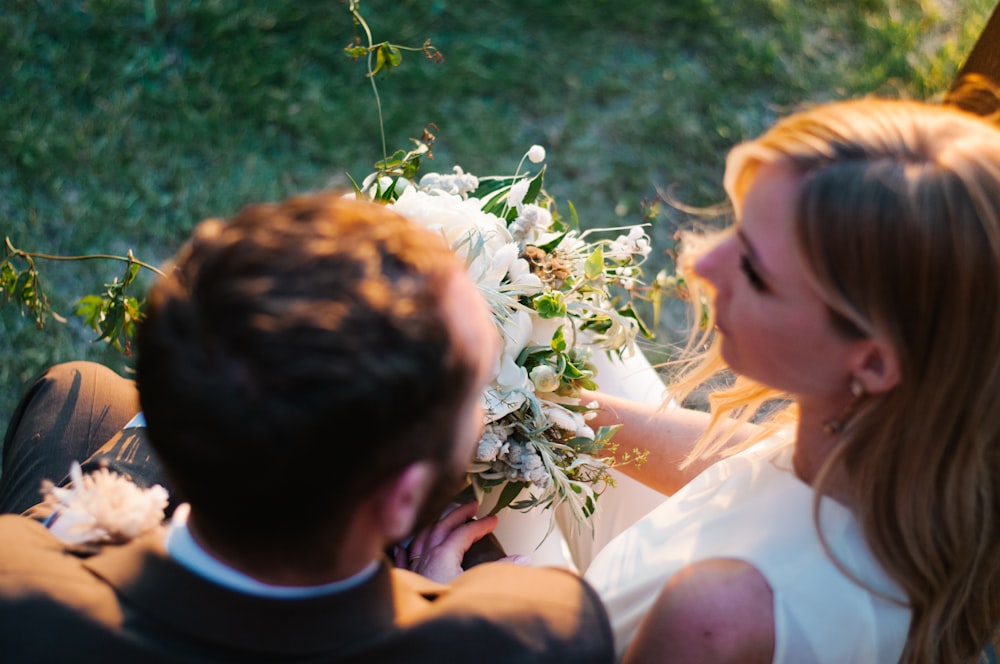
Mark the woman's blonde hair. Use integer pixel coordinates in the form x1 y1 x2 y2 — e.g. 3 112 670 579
673 98 1000 662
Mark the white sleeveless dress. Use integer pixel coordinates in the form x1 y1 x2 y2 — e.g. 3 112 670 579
584 436 911 663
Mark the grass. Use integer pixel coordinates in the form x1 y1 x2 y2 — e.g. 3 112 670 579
1 0 993 438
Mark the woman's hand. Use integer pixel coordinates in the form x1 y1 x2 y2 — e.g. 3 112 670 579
393 501 529 582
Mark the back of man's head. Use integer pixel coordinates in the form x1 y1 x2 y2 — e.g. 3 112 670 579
136 193 481 554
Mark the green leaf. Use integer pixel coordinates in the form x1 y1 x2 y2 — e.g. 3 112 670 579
583 494 596 518
618 303 654 339
385 43 403 67
550 325 567 352
594 424 623 444
343 44 369 60
10 267 50 328
562 360 586 380
0 261 16 299
487 480 529 515
372 42 403 76
480 187 512 217
579 315 612 334
374 149 407 171
534 232 568 254
567 200 580 228
523 167 545 205
123 261 141 285
584 245 604 280
533 290 566 319
75 294 105 329
345 171 363 195
516 344 554 365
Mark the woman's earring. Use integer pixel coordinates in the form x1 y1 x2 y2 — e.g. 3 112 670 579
850 378 864 399
822 378 866 436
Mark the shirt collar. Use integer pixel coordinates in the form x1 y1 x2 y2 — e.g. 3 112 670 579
164 503 378 598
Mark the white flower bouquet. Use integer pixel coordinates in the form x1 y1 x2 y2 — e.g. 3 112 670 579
354 134 651 528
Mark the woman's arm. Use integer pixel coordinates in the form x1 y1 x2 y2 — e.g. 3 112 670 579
583 390 758 496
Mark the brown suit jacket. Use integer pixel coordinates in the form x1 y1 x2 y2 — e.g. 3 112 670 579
0 516 613 663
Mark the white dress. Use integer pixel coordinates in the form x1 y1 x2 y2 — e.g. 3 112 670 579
584 436 912 663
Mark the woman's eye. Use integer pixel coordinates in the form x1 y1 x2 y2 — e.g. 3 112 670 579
739 254 767 292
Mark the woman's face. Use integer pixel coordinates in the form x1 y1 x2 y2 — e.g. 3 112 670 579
694 163 858 399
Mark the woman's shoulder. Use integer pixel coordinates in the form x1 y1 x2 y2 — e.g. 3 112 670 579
624 557 774 664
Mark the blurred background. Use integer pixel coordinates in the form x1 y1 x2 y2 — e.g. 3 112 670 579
1 0 992 438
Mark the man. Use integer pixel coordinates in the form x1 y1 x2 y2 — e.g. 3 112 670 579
0 193 613 662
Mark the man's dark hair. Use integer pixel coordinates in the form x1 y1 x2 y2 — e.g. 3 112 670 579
136 193 481 554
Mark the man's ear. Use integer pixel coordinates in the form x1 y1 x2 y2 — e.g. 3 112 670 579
376 462 435 542
852 336 900 395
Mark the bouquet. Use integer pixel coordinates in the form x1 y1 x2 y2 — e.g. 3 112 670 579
354 134 651 529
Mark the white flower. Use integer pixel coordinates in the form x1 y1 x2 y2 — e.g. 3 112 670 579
496 354 530 393
389 188 510 260
529 364 560 393
418 166 479 196
509 204 553 242
43 462 169 545
608 227 652 260
499 308 534 361
527 145 546 164
504 255 541 292
508 179 531 209
543 404 594 439
616 266 637 290
528 313 564 347
478 243 542 297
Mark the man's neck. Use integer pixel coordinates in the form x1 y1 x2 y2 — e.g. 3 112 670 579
169 505 381 589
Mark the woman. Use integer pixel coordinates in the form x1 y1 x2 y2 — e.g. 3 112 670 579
583 98 1000 663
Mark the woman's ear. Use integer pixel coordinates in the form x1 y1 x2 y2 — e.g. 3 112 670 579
852 337 900 395
376 462 435 542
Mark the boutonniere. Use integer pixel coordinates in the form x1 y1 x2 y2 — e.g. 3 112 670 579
42 461 169 545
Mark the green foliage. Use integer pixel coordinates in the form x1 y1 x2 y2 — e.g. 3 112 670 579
533 290 566 319
74 261 144 356
0 0 993 439
1 252 51 330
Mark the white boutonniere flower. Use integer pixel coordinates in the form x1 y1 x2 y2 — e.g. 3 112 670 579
42 462 168 545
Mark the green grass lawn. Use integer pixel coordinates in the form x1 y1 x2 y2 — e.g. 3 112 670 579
1 0 993 438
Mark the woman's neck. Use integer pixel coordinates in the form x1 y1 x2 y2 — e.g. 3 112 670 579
792 400 854 507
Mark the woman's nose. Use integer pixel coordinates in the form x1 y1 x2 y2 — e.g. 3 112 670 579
693 238 731 286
